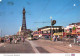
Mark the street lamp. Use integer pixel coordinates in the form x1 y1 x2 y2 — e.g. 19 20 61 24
62 27 64 41
50 16 56 41
50 16 53 41
0 29 2 37
62 26 64 33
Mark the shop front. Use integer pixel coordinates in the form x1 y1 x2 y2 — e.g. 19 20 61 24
53 32 63 41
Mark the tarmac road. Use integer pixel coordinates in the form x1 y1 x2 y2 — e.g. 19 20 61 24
0 41 35 53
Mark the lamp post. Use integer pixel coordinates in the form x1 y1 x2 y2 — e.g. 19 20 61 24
50 16 53 41
62 27 64 36
50 16 56 41
1 29 2 37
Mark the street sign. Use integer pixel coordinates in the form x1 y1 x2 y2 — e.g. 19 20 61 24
51 20 56 25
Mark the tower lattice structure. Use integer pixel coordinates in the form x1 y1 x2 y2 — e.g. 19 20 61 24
21 8 27 36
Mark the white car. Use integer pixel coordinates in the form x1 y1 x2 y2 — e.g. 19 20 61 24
27 37 32 40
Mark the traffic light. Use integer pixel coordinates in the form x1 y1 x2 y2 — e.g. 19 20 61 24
51 20 56 25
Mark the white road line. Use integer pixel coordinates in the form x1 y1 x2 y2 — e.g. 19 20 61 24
26 39 40 53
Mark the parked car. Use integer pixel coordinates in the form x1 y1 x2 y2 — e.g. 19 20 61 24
32 36 39 40
27 37 32 40
45 36 50 40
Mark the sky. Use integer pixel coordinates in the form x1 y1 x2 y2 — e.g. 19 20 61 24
0 0 80 36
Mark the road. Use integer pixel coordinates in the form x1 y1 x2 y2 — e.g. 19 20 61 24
0 41 35 53
31 39 80 53
0 39 80 53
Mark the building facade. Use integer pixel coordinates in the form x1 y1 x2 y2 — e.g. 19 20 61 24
33 26 64 38
64 22 80 36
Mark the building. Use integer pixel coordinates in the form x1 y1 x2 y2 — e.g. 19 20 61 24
64 22 80 36
33 26 64 38
69 22 80 25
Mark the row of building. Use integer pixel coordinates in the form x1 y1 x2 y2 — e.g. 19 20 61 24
32 22 80 39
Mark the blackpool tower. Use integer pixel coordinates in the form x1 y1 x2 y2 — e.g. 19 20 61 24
21 8 27 36
21 8 27 31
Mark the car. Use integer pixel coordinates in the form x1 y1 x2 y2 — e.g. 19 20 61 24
27 37 32 40
32 36 39 40
45 36 50 40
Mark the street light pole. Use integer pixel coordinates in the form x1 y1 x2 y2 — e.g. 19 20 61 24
50 16 53 41
1 29 2 37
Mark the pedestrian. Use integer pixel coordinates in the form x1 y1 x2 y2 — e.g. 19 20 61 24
52 35 55 41
14 38 17 44
55 36 58 41
4 38 6 43
52 36 54 41
77 35 80 45
57 35 60 41
54 35 56 42
8 37 10 43
1 38 4 43
22 37 25 44
10 37 13 44
74 35 77 44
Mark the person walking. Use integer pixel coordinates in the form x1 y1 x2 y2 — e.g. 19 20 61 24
55 36 58 41
10 37 13 44
57 35 60 41
22 37 25 44
54 35 56 42
4 38 6 43
77 35 80 45
14 37 17 44
52 35 55 41
52 36 54 41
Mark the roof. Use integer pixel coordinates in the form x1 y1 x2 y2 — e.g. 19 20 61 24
38 26 62 30
69 22 80 25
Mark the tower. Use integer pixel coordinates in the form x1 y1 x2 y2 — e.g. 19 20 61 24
21 8 27 31
21 8 27 36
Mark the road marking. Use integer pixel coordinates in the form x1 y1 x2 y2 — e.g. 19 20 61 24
26 39 40 53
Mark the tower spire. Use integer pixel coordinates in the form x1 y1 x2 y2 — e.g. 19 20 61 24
17 8 27 37
21 8 27 31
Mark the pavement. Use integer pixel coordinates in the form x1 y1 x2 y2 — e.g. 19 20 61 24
0 38 80 53
0 41 35 53
26 39 50 53
0 43 4 47
30 39 80 53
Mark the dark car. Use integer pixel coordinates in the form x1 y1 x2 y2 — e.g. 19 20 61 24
45 36 50 40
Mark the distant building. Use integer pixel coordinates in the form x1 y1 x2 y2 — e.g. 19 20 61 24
33 26 64 37
69 22 80 26
64 22 80 35
27 29 33 33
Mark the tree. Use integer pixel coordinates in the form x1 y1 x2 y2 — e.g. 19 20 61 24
73 27 76 30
